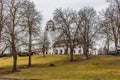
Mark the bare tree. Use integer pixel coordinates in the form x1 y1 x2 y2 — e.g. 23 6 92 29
53 8 77 61
22 0 42 66
75 7 100 59
103 6 119 55
3 0 27 71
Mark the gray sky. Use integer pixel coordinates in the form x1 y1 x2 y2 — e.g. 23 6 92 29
31 0 109 28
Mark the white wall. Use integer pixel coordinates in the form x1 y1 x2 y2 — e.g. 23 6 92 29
48 46 98 55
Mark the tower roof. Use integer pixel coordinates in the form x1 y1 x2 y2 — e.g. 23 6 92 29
48 19 53 22
47 19 54 25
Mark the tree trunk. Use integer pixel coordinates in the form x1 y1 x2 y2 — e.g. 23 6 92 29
0 0 3 42
112 26 118 56
43 33 46 57
12 41 17 72
28 28 32 66
28 43 32 66
42 45 45 57
106 38 109 55
12 52 17 72
0 28 2 42
65 42 68 54
106 28 110 55
66 46 68 55
70 47 74 61
115 40 118 56
83 46 88 59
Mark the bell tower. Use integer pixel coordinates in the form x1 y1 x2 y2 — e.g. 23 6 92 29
45 20 55 31
44 20 58 54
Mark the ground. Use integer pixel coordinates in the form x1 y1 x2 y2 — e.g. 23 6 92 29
0 55 120 80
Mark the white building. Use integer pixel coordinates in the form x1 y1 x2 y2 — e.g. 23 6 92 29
45 20 98 55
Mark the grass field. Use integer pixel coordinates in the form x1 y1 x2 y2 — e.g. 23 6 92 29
0 55 120 80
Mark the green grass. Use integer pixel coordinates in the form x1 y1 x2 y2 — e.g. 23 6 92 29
0 55 120 80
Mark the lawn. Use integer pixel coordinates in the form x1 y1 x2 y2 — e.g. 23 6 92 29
0 55 120 80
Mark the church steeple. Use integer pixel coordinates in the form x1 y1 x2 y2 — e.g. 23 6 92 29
45 20 55 31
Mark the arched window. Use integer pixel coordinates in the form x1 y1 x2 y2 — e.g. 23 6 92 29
64 49 68 54
55 50 58 54
60 49 62 54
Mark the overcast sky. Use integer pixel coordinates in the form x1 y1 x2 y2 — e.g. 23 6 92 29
31 0 109 28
